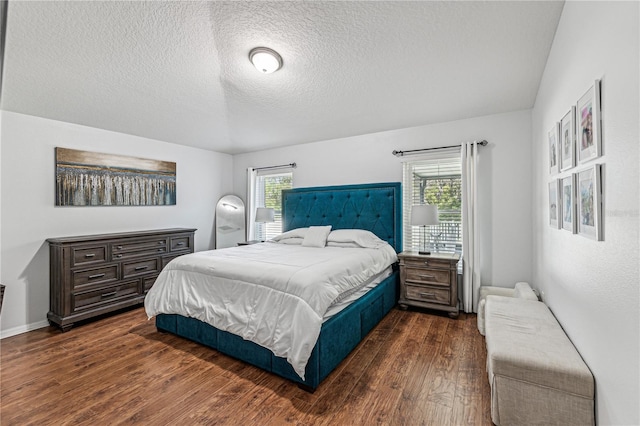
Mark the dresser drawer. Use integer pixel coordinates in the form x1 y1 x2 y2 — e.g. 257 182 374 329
403 257 452 270
143 275 158 293
406 284 450 305
123 258 160 279
72 280 139 312
72 245 107 267
72 265 119 289
405 267 451 286
112 238 167 260
170 236 190 252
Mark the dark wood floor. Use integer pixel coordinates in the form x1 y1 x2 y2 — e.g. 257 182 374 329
0 307 491 425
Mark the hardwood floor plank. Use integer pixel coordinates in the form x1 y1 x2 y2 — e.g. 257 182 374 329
0 307 492 425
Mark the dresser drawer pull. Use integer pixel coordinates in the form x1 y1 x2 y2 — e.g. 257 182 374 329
101 291 117 298
115 254 123 258
134 266 149 271
88 273 105 279
84 253 95 258
419 274 436 280
419 292 436 299
176 242 185 246
116 246 122 250
157 248 164 252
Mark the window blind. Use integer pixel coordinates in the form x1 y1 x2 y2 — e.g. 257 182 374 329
254 171 293 240
402 148 462 254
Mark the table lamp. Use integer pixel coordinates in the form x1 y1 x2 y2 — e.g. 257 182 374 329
255 207 275 241
410 204 439 255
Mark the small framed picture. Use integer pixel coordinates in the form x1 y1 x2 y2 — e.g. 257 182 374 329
560 107 576 171
549 179 560 229
577 80 602 164
577 164 602 240
561 174 576 233
548 123 560 175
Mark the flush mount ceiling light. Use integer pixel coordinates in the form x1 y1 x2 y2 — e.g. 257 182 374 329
249 47 283 74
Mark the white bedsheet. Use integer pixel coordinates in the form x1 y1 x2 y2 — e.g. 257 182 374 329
144 242 397 379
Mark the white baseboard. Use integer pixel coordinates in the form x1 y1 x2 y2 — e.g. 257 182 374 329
1 320 49 339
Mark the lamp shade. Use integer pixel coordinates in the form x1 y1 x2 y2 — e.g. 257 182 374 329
255 207 275 223
410 205 439 226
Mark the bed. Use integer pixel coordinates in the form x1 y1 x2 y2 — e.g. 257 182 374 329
148 182 402 390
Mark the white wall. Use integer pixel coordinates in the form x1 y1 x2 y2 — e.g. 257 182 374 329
234 110 533 290
531 2 639 425
0 111 233 337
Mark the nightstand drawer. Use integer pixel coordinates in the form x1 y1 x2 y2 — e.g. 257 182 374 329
406 285 450 305
403 257 452 270
405 268 451 286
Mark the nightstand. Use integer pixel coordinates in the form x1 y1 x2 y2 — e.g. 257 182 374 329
398 251 461 318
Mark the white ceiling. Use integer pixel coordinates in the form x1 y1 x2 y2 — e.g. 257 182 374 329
1 1 564 155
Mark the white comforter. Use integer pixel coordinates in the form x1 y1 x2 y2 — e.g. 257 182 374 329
144 242 397 379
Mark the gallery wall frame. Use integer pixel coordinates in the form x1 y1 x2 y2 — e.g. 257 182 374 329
560 107 576 172
55 147 177 206
577 80 602 164
561 174 577 233
576 164 602 240
548 122 560 175
549 179 560 229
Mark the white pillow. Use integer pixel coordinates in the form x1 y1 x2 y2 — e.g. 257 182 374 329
327 229 387 249
271 228 308 242
302 225 332 248
326 241 361 248
272 237 304 245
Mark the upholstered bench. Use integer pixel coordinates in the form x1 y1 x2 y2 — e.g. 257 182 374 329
477 281 538 336
484 296 595 426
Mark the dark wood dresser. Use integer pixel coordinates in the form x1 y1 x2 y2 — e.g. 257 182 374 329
398 251 460 318
47 228 196 331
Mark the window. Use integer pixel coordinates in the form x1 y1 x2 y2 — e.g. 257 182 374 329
253 171 293 241
402 148 462 254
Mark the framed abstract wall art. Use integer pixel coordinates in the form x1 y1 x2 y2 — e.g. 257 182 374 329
561 174 576 233
548 122 560 175
577 80 602 164
55 147 177 206
560 107 576 172
577 164 602 240
549 179 560 229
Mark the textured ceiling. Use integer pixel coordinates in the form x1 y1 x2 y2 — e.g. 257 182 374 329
1 1 564 154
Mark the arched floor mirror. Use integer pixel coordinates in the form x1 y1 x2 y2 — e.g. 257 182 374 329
215 195 245 248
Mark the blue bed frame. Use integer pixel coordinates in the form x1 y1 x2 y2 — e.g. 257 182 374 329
156 182 402 390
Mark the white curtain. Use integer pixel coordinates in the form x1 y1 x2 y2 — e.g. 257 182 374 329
246 167 257 241
461 141 481 313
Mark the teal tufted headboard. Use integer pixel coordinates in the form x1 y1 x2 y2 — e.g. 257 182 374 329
281 182 402 253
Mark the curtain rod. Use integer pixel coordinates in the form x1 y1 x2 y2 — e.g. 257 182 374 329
392 140 488 157
252 162 297 172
